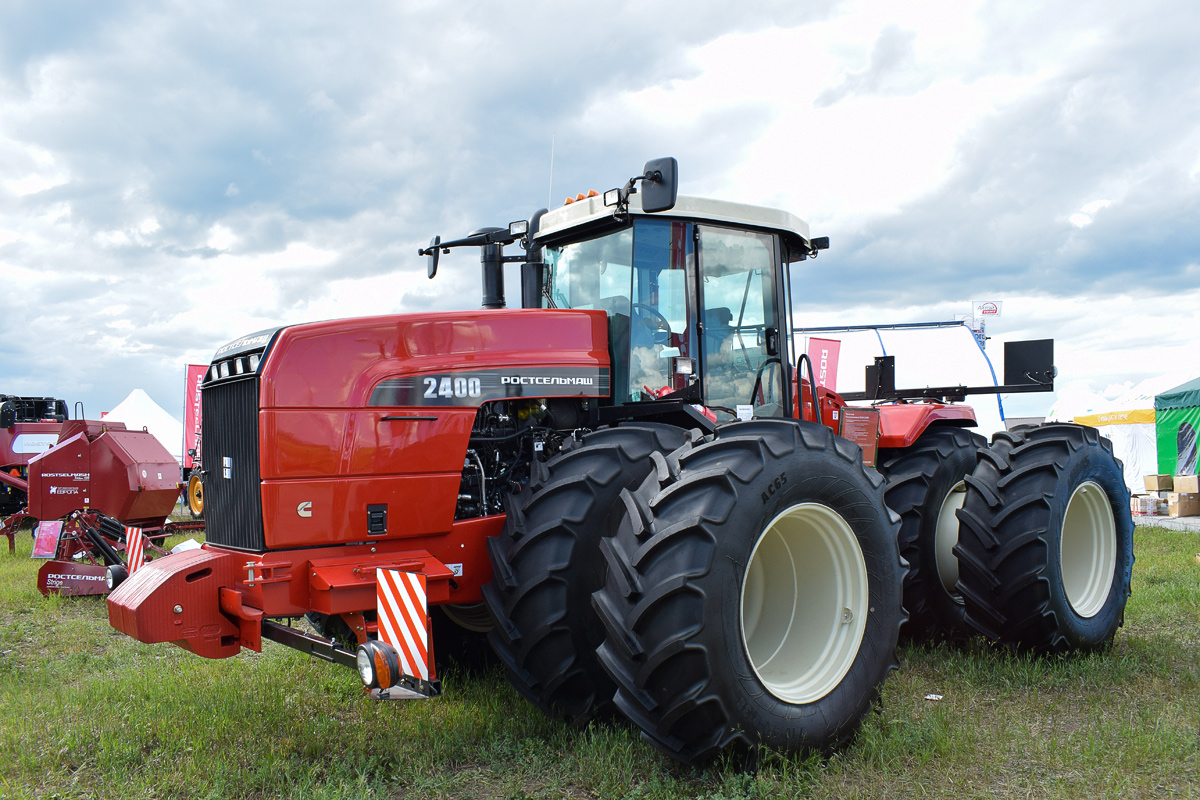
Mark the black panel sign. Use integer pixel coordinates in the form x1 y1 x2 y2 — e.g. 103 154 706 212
370 367 610 407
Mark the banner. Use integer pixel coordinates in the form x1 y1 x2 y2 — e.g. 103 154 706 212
971 300 1003 319
806 337 842 392
183 364 206 469
31 520 62 559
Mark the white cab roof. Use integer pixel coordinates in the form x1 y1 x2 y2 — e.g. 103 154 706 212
535 192 812 246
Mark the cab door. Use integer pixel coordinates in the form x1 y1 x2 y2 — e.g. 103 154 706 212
696 226 785 421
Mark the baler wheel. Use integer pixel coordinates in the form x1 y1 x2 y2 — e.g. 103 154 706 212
877 427 987 641
954 423 1134 652
187 474 204 519
591 419 904 765
482 422 691 726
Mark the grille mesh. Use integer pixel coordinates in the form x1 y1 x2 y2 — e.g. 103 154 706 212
200 377 265 551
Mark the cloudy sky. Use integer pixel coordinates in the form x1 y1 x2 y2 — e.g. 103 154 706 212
2 0 1197 429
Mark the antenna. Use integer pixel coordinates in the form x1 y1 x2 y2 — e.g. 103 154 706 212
547 134 555 210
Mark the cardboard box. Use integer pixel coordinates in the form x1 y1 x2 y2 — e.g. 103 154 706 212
1173 474 1200 494
1131 496 1159 515
1128 496 1156 515
1144 474 1174 492
1167 492 1200 518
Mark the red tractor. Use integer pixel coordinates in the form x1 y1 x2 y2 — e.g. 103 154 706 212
108 159 1134 765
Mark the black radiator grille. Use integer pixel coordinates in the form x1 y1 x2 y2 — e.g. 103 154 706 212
201 376 265 551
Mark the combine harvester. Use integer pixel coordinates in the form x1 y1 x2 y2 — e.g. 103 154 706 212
107 159 1134 764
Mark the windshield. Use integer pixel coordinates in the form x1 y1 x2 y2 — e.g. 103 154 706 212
543 220 694 404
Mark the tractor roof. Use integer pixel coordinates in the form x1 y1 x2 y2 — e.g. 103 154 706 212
535 192 812 250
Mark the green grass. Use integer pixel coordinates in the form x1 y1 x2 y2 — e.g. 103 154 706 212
1 528 1197 799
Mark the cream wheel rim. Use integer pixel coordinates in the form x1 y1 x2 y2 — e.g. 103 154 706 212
1060 481 1116 618
740 502 869 705
934 482 967 598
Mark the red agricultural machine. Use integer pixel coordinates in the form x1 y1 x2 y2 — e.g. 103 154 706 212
107 159 1134 765
2 415 201 595
0 395 67 516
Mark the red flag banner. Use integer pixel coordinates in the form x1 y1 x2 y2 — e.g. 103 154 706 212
806 337 842 392
183 364 206 469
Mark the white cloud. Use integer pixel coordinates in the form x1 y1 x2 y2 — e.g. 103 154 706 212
0 0 1196 422
1069 199 1112 228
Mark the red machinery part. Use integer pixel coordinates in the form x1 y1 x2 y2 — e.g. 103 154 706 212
26 420 181 525
107 513 484 660
877 402 977 449
108 547 244 659
37 560 109 596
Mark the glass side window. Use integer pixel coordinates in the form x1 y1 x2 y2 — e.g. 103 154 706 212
629 219 694 402
697 226 782 421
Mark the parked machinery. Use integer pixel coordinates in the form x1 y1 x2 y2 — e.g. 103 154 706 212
107 159 1133 765
0 395 67 519
2 418 200 594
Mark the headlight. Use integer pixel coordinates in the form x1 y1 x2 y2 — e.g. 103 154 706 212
356 641 400 690
356 645 375 687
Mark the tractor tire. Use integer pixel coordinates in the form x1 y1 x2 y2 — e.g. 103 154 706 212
430 606 496 674
954 423 1135 653
592 418 905 765
482 422 693 725
877 427 987 641
187 474 204 519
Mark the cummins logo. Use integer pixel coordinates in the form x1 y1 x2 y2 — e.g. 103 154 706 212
297 501 312 518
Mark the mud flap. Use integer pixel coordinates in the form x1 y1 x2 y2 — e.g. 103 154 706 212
372 569 437 700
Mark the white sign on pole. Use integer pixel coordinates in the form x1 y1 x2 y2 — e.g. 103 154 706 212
971 300 1003 318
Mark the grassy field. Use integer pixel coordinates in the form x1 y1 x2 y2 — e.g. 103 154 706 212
0 527 1197 799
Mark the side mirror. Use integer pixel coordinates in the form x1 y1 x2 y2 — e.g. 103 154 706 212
640 157 678 213
425 235 442 279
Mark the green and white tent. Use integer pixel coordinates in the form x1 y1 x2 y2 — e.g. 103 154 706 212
1155 377 1200 475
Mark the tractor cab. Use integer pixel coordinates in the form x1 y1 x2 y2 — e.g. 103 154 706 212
423 158 829 425
530 163 830 424
537 209 798 423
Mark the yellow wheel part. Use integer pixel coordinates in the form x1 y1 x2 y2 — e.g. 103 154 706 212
187 474 204 518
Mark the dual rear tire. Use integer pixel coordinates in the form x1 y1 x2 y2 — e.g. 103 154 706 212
484 418 905 765
955 423 1134 652
878 427 986 641
590 419 904 764
482 417 1134 765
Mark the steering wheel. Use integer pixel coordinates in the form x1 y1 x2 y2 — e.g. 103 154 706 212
631 303 672 346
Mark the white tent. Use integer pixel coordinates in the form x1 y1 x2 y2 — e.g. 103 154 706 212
1072 370 1200 494
103 389 184 465
793 322 1006 439
1045 386 1110 422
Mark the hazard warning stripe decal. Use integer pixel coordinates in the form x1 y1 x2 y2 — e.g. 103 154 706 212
377 569 429 682
125 526 145 575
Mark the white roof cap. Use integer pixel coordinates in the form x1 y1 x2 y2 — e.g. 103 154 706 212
535 192 812 246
